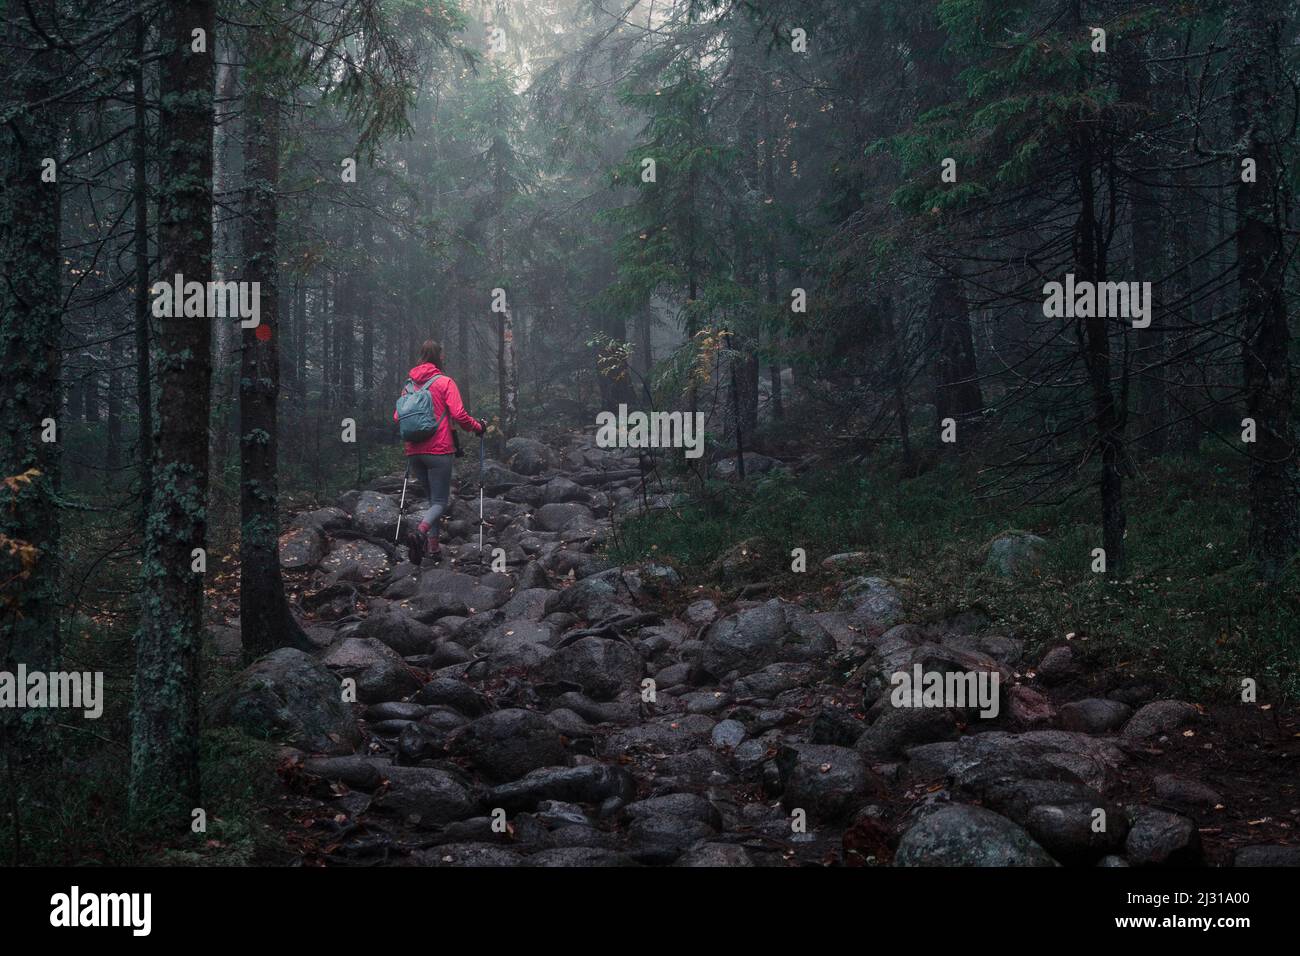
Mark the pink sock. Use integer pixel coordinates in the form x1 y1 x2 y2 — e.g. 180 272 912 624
418 522 430 534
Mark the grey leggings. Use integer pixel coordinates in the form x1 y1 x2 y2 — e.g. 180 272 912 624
409 453 454 531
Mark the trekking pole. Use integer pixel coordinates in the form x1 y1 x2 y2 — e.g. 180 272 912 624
395 460 410 546
478 430 486 575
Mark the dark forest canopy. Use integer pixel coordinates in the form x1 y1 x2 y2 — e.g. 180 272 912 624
1 0 1299 870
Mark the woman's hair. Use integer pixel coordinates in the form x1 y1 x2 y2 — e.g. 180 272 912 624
419 340 444 366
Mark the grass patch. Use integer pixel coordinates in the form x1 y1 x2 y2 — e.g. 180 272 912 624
609 443 1300 704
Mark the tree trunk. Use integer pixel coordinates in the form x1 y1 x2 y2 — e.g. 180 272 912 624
458 305 470 402
209 54 241 536
1076 138 1127 578
0 4 64 791
130 0 216 828
133 12 154 523
500 301 518 443
931 272 983 425
108 328 123 472
295 279 307 392
239 23 310 662
639 305 654 379
338 218 356 409
759 71 784 422
321 274 332 406
361 234 374 430
881 299 913 469
1118 36 1167 456
727 333 747 478
1232 0 1299 580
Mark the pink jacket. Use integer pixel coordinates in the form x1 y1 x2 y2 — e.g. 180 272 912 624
394 363 482 456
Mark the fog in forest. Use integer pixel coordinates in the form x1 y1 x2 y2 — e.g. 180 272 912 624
2 0 1299 886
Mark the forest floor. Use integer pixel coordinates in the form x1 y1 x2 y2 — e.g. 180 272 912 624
203 430 1299 867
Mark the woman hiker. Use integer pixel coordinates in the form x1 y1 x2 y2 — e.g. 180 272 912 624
394 340 484 564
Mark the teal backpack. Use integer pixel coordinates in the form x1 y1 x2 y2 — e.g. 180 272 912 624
396 374 443 443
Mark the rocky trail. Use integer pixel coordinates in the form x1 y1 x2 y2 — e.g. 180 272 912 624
209 433 1300 867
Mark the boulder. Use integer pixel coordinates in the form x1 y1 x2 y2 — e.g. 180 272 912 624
1121 700 1199 740
367 701 428 721
279 526 325 570
683 599 719 627
372 765 478 827
292 506 350 534
344 606 438 656
414 677 491 717
208 648 360 754
984 532 1048 577
1125 807 1203 866
536 637 643 700
319 539 390 581
625 562 682 597
895 804 1059 866
777 743 879 823
486 764 637 812
504 483 546 507
454 709 569 783
700 600 834 679
321 637 419 704
1036 646 1076 685
910 730 1127 796
713 452 782 479
676 844 754 867
302 755 385 791
475 620 557 672
1152 774 1223 810
605 716 717 757
479 462 529 496
1025 801 1127 864
350 490 401 540
710 719 747 749
808 707 864 747
979 777 1110 827
856 706 957 757
542 477 591 504
1059 698 1132 734
541 550 600 580
546 568 640 621
1234 845 1300 866
1009 685 1056 726
838 576 905 629
498 587 553 622
505 437 558 476
624 793 722 829
534 502 597 533
733 661 818 699
416 568 514 616
515 561 550 590
626 815 717 865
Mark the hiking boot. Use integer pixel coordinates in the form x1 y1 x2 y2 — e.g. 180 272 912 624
405 530 425 566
